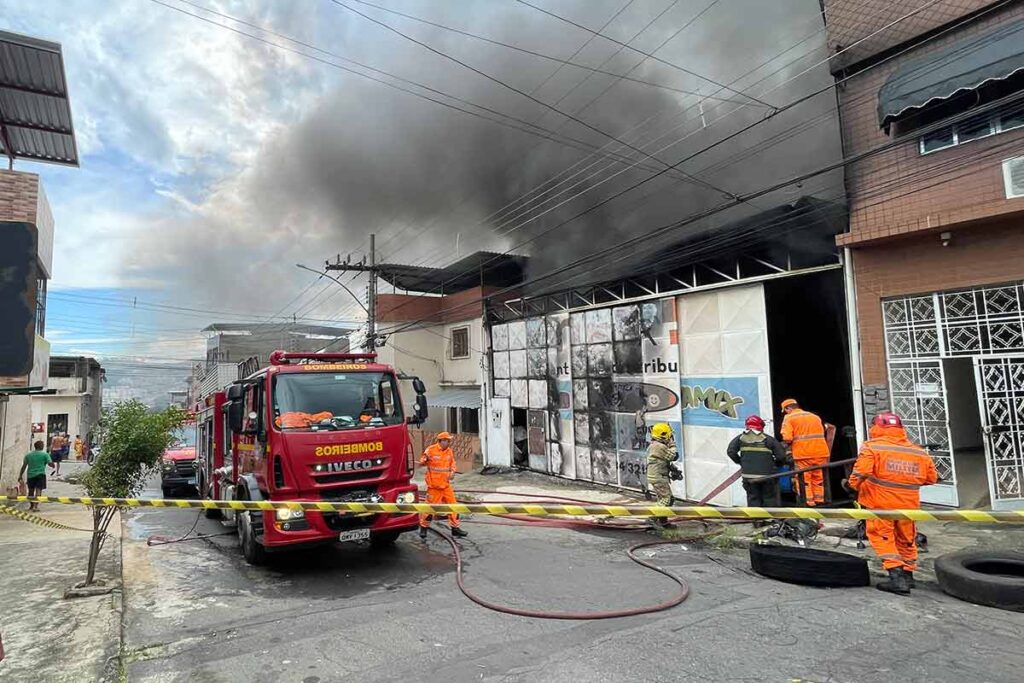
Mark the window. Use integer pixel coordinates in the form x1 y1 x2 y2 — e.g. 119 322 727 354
919 102 1024 155
459 408 479 434
447 407 459 432
450 326 470 359
35 276 46 337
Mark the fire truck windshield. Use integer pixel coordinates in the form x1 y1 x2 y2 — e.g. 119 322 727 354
272 371 403 431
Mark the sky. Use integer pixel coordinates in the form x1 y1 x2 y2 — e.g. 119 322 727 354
3 0 839 405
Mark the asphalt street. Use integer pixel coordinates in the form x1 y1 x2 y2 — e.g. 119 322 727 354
119 472 1024 683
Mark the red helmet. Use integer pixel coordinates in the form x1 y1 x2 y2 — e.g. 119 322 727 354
745 415 765 430
872 412 903 428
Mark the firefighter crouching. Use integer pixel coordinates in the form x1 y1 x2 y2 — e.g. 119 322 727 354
726 415 788 511
647 423 681 527
843 413 938 596
779 398 830 506
419 432 468 539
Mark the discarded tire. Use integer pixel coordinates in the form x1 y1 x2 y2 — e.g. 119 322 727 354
935 550 1024 612
749 544 870 587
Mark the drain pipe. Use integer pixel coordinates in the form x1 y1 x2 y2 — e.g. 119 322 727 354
843 247 866 445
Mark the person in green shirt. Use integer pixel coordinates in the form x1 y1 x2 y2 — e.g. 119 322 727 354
18 440 52 511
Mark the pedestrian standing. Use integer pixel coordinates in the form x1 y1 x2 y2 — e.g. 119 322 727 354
726 415 789 508
74 435 84 461
419 432 467 539
18 441 52 512
49 432 65 477
779 399 830 506
646 423 678 527
844 412 938 596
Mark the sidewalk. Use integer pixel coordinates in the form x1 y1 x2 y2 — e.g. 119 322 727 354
0 463 122 682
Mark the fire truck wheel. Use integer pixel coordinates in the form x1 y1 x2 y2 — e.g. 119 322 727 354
239 511 267 566
370 530 401 549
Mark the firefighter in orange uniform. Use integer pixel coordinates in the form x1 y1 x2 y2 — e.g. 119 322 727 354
845 412 937 595
779 398 830 506
419 432 468 539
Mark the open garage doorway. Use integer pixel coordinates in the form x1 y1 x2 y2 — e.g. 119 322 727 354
764 269 856 476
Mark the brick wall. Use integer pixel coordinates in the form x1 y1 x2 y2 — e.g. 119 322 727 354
0 170 40 223
837 2 1024 246
824 0 995 72
853 216 1024 385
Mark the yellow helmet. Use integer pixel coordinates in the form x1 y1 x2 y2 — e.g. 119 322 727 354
650 423 673 441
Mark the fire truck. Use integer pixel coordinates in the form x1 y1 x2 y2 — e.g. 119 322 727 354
194 351 428 565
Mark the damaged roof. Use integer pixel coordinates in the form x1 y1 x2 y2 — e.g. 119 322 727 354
377 251 528 293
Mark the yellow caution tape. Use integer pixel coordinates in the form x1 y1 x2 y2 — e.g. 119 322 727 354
0 495 1022 523
0 503 97 533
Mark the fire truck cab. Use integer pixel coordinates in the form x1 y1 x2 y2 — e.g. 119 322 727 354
196 350 428 565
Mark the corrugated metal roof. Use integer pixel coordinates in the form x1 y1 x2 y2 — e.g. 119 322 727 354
427 387 482 409
0 30 78 167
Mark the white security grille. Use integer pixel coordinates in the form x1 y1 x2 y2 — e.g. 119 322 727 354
884 281 1024 507
974 356 1024 505
887 360 955 485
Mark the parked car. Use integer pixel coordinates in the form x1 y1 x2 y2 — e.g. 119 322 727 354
160 424 197 498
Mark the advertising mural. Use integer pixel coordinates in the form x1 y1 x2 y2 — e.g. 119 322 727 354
680 376 761 429
490 298 681 490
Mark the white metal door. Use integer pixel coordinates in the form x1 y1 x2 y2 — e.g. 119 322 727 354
973 355 1024 510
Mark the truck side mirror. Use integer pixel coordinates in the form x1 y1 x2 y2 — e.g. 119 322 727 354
412 394 429 424
228 401 244 432
226 384 244 401
412 378 426 395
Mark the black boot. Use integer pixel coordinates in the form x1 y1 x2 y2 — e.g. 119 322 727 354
876 568 911 596
419 527 428 539
450 527 468 538
904 569 916 589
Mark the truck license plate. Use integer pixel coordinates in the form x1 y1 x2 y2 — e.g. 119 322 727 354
339 529 371 543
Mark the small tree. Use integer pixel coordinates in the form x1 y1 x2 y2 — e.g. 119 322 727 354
80 400 186 587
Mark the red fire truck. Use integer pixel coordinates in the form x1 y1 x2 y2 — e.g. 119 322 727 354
194 351 428 565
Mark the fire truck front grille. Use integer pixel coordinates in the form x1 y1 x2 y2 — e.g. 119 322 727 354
319 487 380 531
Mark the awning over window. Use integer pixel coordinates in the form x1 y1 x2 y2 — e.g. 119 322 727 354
427 387 481 409
878 18 1024 128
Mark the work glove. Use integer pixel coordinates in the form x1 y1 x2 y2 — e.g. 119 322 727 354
668 462 683 481
841 478 855 494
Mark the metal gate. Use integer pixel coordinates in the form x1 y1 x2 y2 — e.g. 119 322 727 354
974 356 1024 509
887 359 957 506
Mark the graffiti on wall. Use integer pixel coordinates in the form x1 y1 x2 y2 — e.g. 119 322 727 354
680 376 760 428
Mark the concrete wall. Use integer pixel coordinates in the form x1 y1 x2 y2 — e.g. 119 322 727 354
1 395 34 493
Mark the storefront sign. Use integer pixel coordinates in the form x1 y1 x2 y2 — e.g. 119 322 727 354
680 376 760 428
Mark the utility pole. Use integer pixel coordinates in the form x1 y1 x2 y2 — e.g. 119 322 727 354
325 233 378 352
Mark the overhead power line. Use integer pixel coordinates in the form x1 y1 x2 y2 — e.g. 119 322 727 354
149 0 694 179
513 0 774 109
345 0 759 106
373 0 959 322
330 0 741 201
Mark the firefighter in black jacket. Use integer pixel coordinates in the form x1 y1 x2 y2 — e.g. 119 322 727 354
726 415 789 507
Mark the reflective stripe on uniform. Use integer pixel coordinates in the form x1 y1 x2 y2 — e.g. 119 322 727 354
792 433 825 441
862 475 921 491
874 444 930 457
740 446 773 453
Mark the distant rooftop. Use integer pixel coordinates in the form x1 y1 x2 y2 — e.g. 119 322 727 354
0 30 78 167
201 322 357 336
